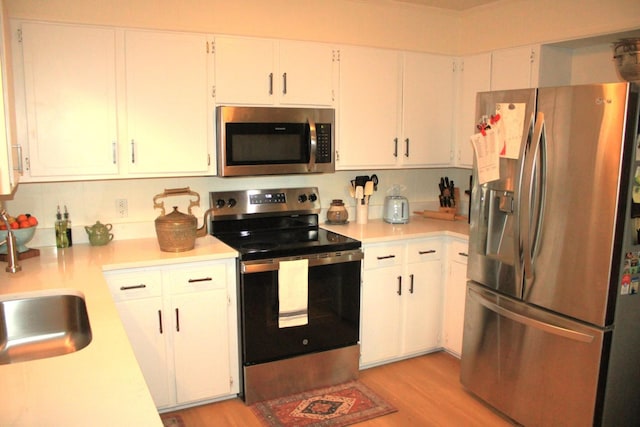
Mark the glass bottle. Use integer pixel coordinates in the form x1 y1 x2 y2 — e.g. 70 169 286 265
64 205 72 247
55 206 69 248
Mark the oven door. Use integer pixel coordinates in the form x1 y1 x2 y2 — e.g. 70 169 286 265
239 250 362 365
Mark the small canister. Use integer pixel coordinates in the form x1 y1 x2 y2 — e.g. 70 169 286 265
327 199 348 224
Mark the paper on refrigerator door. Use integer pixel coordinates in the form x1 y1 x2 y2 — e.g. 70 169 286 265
496 102 526 159
471 128 500 184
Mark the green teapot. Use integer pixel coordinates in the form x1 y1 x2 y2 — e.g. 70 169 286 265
85 221 114 246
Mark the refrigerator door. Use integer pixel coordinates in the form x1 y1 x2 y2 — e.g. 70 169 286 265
461 281 607 427
467 88 536 299
526 84 632 327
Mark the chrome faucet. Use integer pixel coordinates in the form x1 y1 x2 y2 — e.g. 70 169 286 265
0 210 21 273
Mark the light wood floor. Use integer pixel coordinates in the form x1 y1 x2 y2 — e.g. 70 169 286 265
162 351 515 426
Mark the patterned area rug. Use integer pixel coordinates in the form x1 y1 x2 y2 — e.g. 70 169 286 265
160 414 185 427
251 381 397 426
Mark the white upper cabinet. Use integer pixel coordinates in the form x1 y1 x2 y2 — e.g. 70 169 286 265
491 44 572 91
401 52 454 167
16 22 213 181
213 36 335 107
454 53 491 168
0 0 18 195
337 45 401 169
20 22 120 178
124 29 211 175
337 46 455 170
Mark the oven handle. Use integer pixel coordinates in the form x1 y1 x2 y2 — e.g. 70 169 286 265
241 249 363 274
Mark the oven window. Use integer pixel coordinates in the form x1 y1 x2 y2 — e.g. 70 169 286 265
226 122 309 165
240 260 361 365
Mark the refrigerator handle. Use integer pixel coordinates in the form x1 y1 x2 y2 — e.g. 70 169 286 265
521 112 547 290
469 286 595 343
515 113 536 291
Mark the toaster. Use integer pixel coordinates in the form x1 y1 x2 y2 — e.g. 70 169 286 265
383 195 409 224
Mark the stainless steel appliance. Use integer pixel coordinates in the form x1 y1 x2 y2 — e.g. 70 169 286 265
216 106 335 176
209 187 362 404
462 83 640 426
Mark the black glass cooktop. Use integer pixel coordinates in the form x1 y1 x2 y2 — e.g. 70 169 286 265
211 214 360 260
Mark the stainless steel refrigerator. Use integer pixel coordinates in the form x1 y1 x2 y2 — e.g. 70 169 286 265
462 82 640 426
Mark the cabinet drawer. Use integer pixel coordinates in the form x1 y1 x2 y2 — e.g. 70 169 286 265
167 263 227 294
105 270 163 301
363 243 404 270
449 239 469 264
407 239 443 264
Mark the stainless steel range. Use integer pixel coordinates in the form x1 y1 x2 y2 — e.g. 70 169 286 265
209 187 363 404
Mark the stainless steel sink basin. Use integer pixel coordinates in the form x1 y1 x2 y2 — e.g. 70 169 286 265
0 290 92 365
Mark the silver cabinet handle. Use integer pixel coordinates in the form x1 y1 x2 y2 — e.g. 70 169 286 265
405 138 410 157
409 273 414 294
12 145 23 173
377 254 396 260
397 275 402 296
268 72 274 95
130 140 136 163
419 249 436 255
393 138 398 157
112 141 117 164
175 308 180 332
158 310 163 334
282 72 287 94
458 252 468 257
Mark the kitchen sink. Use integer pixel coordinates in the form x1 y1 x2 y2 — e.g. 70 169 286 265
0 290 92 365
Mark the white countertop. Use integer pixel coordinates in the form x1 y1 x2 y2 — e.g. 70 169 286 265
0 235 237 427
323 215 469 243
0 218 466 426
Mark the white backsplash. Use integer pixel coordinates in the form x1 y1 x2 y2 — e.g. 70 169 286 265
3 168 471 247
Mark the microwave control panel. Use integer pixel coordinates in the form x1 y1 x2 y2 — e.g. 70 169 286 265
316 123 332 163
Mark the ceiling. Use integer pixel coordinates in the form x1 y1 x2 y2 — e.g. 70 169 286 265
391 0 501 11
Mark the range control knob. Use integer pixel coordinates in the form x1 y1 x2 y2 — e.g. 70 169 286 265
308 193 318 202
215 199 225 209
298 194 308 203
227 198 237 208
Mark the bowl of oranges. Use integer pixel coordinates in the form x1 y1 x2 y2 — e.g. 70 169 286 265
0 213 38 254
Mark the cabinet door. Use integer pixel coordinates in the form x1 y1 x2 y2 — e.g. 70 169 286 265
337 45 400 169
491 46 534 91
404 240 443 355
125 30 210 175
213 36 275 105
456 53 491 168
278 40 335 106
20 22 119 177
361 265 403 366
443 239 469 356
0 0 19 195
167 263 232 404
115 297 171 408
401 52 453 167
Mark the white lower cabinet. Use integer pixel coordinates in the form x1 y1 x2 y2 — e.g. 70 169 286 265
104 259 238 410
360 238 443 368
442 237 469 356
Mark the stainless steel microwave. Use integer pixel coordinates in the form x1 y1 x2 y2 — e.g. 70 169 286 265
216 106 335 177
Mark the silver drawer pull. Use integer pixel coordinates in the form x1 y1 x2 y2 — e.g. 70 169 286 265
120 284 146 291
419 250 436 255
188 277 212 283
458 252 468 257
377 255 396 260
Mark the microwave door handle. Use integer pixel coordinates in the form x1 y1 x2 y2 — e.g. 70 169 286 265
308 118 317 172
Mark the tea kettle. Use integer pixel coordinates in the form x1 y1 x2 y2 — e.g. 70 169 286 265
153 187 213 252
85 221 114 246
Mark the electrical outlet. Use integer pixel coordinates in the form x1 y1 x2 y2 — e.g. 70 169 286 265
116 199 128 218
